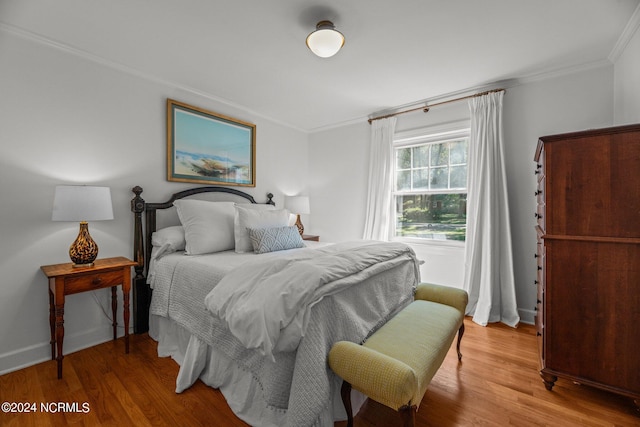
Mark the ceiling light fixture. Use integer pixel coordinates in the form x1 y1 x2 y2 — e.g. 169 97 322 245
306 20 345 58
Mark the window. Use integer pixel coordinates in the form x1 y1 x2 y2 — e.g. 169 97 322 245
394 127 469 243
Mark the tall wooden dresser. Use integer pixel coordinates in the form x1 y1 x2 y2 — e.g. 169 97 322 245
534 124 640 408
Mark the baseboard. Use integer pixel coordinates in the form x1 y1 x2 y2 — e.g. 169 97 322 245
0 326 128 376
518 308 535 325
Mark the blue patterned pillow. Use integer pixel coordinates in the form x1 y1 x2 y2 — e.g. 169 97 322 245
248 226 305 254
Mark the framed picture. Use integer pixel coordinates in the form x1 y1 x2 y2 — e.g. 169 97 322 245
167 99 256 187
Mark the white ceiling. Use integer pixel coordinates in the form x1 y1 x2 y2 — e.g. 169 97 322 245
1 0 639 132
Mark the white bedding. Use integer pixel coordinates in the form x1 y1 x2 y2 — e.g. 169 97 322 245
206 241 419 358
148 240 420 426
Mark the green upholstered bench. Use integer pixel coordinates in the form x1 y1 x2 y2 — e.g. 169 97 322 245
328 283 468 427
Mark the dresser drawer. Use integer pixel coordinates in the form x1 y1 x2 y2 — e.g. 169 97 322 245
64 269 125 294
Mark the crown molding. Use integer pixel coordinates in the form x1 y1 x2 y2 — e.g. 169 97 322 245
0 17 627 135
337 60 613 135
609 3 640 63
270 55 613 135
0 21 308 134
515 59 612 85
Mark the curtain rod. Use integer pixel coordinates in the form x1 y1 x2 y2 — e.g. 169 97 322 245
367 88 505 124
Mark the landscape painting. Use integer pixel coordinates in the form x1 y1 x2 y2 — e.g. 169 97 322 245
167 99 256 186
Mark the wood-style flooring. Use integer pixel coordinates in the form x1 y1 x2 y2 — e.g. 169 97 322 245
1 321 638 426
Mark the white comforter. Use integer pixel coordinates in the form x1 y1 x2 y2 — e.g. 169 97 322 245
204 240 418 359
150 240 419 426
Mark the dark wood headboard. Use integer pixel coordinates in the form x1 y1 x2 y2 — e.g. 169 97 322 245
130 185 275 333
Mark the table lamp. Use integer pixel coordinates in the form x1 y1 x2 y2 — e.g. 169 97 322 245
285 196 310 236
52 185 114 267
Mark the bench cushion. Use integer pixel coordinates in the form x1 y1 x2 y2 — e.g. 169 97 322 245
329 299 463 410
415 283 468 314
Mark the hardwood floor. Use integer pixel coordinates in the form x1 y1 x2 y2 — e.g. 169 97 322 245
1 321 637 426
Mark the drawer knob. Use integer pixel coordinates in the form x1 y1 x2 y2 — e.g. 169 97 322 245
92 277 103 286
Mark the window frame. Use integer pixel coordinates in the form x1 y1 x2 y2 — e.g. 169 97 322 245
392 121 470 247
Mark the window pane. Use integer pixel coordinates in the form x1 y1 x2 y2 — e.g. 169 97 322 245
395 193 467 241
450 140 468 164
450 165 467 188
412 169 429 189
430 167 448 189
396 148 411 170
412 145 429 168
396 170 411 191
394 132 469 242
430 143 448 166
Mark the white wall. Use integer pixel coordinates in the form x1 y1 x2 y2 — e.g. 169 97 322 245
308 65 615 325
0 30 308 374
614 23 640 124
308 123 370 242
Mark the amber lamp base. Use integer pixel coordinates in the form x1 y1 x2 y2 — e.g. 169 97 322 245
69 222 99 268
294 214 305 236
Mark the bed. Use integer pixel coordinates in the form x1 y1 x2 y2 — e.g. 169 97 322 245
129 185 421 426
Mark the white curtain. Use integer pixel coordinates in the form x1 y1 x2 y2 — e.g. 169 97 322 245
463 91 520 327
363 117 397 241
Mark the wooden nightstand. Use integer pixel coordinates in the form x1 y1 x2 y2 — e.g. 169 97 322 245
40 256 137 379
302 234 319 241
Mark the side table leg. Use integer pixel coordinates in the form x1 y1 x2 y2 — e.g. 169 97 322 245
49 289 55 360
55 304 64 379
111 286 117 340
123 287 130 354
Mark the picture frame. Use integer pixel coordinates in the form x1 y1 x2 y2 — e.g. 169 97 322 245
167 99 256 187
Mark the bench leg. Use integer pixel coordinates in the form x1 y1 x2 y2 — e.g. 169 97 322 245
456 322 465 361
341 380 354 427
399 405 417 427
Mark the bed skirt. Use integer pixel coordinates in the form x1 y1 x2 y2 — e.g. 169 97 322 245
149 314 366 426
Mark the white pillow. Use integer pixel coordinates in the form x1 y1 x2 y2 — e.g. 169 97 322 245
174 200 236 255
151 226 186 258
148 226 186 284
234 205 289 253
233 203 275 252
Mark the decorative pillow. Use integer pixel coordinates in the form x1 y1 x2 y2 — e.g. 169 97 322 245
174 200 236 255
234 205 289 253
248 226 305 254
151 225 186 258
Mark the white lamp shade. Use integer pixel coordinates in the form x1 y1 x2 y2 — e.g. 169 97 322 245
306 21 345 58
284 196 310 215
52 185 114 222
